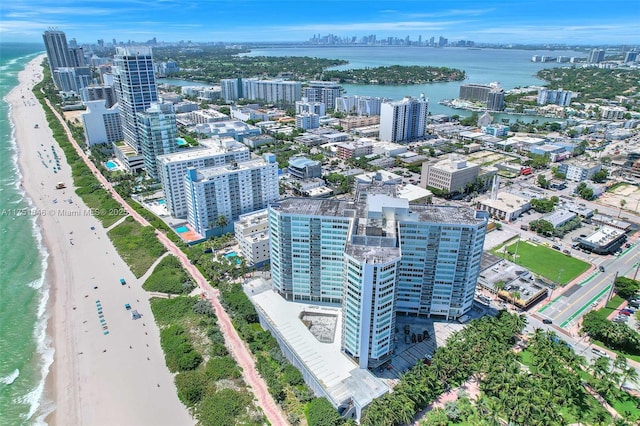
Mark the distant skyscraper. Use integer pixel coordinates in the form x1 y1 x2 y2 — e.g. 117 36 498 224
588 49 606 64
112 46 158 153
42 29 73 89
486 90 505 111
624 51 638 63
379 95 429 143
137 103 178 180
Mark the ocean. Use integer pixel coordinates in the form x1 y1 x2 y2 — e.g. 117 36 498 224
0 43 51 426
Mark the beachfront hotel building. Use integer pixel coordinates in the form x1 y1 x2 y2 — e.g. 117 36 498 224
157 138 250 218
112 46 159 154
185 157 279 237
137 103 178 180
81 100 123 147
379 95 429 143
42 29 74 89
268 183 488 368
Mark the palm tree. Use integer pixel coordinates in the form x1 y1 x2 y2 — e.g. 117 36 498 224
494 280 506 296
619 199 627 217
215 215 228 228
510 291 521 309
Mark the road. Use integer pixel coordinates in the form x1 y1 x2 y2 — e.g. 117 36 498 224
538 244 639 329
47 98 290 426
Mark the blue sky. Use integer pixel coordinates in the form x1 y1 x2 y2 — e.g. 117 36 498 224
1 0 638 44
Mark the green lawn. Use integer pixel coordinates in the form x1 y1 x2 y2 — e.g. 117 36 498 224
108 216 166 277
143 255 193 294
492 241 590 285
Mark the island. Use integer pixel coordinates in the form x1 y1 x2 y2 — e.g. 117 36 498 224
321 65 466 85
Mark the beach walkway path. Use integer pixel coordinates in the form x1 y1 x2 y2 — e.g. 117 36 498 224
46 99 290 426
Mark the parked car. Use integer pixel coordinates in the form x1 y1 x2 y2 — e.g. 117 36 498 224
621 308 635 314
591 348 609 358
619 311 631 316
543 318 553 324
599 266 605 272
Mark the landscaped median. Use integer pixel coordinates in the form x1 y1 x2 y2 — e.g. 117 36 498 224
491 239 590 285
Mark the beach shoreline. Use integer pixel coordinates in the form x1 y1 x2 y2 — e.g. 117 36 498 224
9 56 193 426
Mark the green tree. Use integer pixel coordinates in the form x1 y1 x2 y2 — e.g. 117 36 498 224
305 398 345 426
537 174 550 189
591 169 609 183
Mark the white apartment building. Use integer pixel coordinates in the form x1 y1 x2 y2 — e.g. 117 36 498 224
335 95 384 116
157 139 250 218
220 78 242 101
269 183 487 368
234 209 271 267
559 161 602 182
185 158 279 237
295 98 326 116
421 155 480 193
81 100 123 146
242 79 302 104
303 81 342 108
379 95 429 143
295 113 320 130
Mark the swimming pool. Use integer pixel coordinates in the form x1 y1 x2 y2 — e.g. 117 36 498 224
224 251 241 264
157 199 166 205
105 160 118 170
176 137 187 146
175 226 189 233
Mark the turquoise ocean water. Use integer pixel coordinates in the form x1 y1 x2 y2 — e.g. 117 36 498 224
0 43 51 426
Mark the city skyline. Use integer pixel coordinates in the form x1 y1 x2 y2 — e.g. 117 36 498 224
1 0 639 45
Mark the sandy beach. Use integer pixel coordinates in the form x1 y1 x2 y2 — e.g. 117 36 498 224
8 56 193 425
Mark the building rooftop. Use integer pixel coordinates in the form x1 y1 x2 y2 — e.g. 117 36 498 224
583 226 625 246
431 154 479 172
273 192 484 225
542 209 577 228
157 138 248 164
245 279 389 410
194 158 271 180
289 156 321 169
479 192 530 213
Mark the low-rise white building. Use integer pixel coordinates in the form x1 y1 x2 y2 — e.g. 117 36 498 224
477 192 531 221
234 209 271 267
